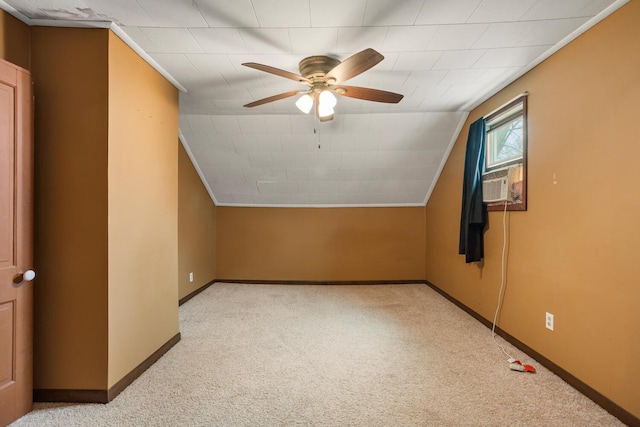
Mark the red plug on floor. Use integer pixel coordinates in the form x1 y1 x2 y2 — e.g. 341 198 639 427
508 359 536 373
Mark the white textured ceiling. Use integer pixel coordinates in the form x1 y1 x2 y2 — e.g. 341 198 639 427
1 0 626 206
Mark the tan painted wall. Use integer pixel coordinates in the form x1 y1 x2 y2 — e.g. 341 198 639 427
0 10 30 70
178 143 216 300
217 206 425 281
424 2 640 418
31 27 109 389
31 28 180 391
107 32 179 388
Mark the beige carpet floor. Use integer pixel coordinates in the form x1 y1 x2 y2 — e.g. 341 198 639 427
11 283 624 426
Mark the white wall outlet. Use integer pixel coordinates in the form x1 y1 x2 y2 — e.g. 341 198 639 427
189 272 193 283
545 312 554 331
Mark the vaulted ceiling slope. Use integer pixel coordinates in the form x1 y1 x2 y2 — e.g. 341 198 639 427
2 0 625 207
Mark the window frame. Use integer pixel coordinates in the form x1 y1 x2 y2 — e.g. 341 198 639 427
483 95 528 212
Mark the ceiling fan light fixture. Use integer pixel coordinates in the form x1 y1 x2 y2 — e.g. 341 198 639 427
295 94 313 114
319 90 337 108
317 90 337 119
318 104 334 119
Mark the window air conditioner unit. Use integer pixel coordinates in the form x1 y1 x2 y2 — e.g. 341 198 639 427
482 164 522 203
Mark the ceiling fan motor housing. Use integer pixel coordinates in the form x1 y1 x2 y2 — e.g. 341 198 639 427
298 56 340 82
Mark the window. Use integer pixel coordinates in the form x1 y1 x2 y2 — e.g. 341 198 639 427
483 94 528 211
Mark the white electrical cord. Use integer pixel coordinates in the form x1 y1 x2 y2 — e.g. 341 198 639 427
491 201 513 359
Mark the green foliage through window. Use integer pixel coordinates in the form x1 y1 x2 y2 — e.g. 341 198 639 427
485 101 524 170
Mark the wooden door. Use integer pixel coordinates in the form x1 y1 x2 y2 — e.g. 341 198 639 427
0 59 33 426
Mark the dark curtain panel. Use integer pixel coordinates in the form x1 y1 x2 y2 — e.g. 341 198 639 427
459 118 487 263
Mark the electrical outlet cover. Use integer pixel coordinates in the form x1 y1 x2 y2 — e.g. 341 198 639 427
545 312 554 331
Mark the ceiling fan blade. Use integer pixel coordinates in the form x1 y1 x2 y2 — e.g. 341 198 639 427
244 90 303 108
242 62 311 85
334 86 404 103
325 48 384 84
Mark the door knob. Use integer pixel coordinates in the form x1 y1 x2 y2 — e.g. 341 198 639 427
13 270 36 284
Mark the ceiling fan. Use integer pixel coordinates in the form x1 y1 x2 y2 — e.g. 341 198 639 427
242 48 403 122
